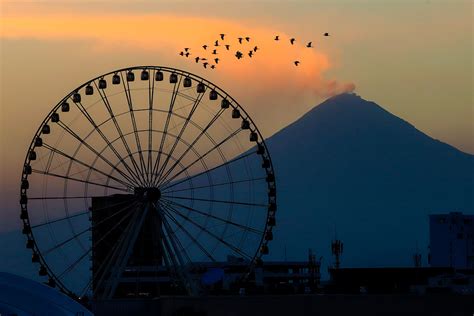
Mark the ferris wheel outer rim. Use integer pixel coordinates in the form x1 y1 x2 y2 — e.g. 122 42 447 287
19 65 277 298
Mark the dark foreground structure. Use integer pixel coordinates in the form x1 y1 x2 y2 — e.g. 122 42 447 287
327 267 474 294
92 294 474 316
90 265 474 316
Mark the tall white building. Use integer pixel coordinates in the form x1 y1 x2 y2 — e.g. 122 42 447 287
429 212 474 269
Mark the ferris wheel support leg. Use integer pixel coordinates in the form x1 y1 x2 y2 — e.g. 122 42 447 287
102 203 150 299
93 214 135 298
155 203 199 296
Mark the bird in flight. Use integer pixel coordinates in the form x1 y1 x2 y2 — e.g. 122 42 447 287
294 61 300 66
202 45 208 50
179 51 184 56
306 42 312 48
184 48 190 52
235 51 243 59
214 58 219 64
195 57 200 63
245 37 250 42
225 44 230 50
185 52 190 57
290 38 295 45
211 65 216 69
324 32 330 36
203 62 209 69
212 49 218 55
274 35 280 41
238 37 243 44
253 46 258 52
220 34 225 40
248 51 253 58
214 40 219 47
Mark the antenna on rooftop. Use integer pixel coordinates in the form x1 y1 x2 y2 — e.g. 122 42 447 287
331 225 343 269
413 241 422 267
308 249 317 287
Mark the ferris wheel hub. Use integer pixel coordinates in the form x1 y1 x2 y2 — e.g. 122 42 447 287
134 187 161 202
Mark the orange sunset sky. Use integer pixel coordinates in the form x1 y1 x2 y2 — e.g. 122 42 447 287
0 0 472 230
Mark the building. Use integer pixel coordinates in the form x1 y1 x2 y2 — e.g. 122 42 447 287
429 212 474 269
194 255 322 294
327 267 474 294
91 194 322 298
91 194 174 299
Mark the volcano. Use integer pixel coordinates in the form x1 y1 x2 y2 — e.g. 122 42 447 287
265 93 474 271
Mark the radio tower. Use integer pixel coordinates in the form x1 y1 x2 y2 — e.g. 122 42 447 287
413 242 422 267
308 249 316 287
331 227 343 269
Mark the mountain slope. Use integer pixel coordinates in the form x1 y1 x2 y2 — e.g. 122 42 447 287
265 93 474 271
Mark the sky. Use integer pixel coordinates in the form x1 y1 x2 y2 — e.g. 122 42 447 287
0 0 472 231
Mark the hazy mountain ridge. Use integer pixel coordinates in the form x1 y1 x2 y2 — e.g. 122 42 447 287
265 93 473 271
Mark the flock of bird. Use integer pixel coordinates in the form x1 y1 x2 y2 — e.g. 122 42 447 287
178 32 330 70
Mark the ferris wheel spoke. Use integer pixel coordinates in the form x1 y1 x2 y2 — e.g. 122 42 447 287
162 176 266 194
156 210 190 289
160 231 185 285
42 143 134 190
154 108 226 187
57 245 91 280
161 220 200 295
71 98 145 187
159 128 242 188
147 70 156 186
172 97 199 113
121 73 148 185
151 202 187 267
32 210 89 228
79 213 133 299
160 203 216 262
92 80 146 187
57 201 142 283
162 195 265 208
162 202 252 260
32 169 130 193
154 90 206 188
151 75 182 186
161 150 257 192
159 211 196 293
56 121 141 187
29 195 116 200
31 197 136 229
42 227 90 257
53 203 140 288
160 199 263 235
93 202 147 298
161 212 192 265
42 199 139 256
102 202 150 299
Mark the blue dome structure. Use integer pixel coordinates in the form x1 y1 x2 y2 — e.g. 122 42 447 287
0 272 92 316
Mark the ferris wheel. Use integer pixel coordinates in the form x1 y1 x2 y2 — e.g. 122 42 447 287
19 66 277 299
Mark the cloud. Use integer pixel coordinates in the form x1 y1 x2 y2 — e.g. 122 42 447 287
1 13 355 101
